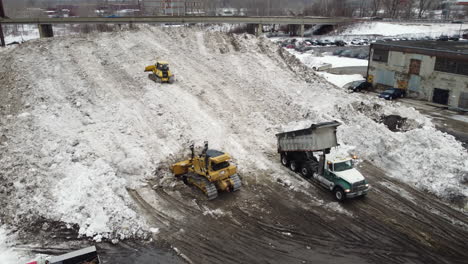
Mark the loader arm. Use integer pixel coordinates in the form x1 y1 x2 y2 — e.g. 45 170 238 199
145 65 156 72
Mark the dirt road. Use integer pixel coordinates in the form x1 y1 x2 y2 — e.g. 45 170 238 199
127 160 468 264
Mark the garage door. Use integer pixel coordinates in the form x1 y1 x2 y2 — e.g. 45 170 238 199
459 92 468 109
376 69 395 87
432 88 450 105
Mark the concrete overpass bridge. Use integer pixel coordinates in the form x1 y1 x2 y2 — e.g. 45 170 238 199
0 15 357 46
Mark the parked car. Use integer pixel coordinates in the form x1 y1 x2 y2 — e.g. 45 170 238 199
340 49 353 57
449 35 460 41
378 88 406 100
347 80 372 92
351 50 362 58
333 49 345 55
334 40 346 46
351 38 362 45
437 35 449 41
298 46 314 52
357 53 368 59
317 39 333 46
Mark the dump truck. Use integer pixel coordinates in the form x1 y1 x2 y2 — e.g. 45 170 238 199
276 121 370 201
26 246 100 264
144 61 175 83
171 142 241 200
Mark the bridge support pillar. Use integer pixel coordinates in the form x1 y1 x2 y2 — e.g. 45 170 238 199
0 23 5 47
300 24 305 37
256 24 262 37
38 24 54 38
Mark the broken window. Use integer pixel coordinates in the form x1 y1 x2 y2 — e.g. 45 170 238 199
372 48 389 62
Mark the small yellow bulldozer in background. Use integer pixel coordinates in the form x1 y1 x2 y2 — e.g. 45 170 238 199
171 142 242 200
144 61 175 83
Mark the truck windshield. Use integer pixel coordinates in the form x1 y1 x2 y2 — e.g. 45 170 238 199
212 161 230 171
333 160 353 172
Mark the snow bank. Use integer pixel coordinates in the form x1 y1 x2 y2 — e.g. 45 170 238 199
315 72 365 87
342 22 468 37
0 226 23 264
0 25 466 241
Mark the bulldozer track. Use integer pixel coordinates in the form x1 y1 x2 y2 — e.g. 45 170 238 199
230 174 242 192
205 181 218 200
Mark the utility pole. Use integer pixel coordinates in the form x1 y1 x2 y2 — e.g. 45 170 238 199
0 0 5 47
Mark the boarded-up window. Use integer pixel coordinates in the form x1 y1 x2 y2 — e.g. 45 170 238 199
434 57 468 76
372 48 389 62
409 59 421 75
459 92 468 109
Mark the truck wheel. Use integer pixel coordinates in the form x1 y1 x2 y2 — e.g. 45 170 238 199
289 161 298 172
281 154 289 167
182 176 189 185
301 166 311 178
334 187 346 202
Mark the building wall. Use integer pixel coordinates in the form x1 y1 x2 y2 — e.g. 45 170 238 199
368 48 468 108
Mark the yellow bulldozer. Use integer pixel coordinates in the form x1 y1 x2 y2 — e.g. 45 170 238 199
171 142 242 200
144 61 175 83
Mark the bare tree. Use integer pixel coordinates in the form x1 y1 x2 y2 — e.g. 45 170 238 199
383 0 405 18
371 0 382 16
417 0 435 18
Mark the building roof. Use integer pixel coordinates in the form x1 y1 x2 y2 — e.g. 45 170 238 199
376 40 468 54
372 40 468 60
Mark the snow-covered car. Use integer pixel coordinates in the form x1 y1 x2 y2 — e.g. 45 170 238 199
351 38 362 45
378 88 406 100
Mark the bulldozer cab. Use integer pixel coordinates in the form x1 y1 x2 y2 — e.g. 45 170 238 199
206 150 230 171
156 61 169 71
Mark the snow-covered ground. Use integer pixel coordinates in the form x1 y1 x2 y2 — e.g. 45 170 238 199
0 226 27 264
341 22 468 37
0 25 467 245
315 72 365 87
2 25 40 44
291 50 368 68
286 49 367 87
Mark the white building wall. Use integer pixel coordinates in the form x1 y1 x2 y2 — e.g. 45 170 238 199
369 48 468 108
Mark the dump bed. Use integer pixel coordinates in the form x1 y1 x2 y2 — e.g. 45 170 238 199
276 121 340 152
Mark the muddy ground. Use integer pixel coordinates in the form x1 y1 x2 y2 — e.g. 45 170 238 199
12 160 468 264
119 160 467 264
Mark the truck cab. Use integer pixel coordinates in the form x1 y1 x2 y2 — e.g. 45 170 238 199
315 157 370 201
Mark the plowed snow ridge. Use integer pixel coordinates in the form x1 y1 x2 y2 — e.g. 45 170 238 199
0 26 467 239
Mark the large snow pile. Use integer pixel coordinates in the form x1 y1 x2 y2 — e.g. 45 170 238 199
342 22 468 37
0 26 467 240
